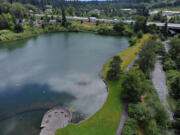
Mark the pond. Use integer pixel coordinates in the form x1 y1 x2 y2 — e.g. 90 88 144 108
0 32 129 135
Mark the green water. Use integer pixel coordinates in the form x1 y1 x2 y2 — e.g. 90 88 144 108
0 32 129 135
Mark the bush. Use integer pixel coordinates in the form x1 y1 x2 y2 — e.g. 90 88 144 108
155 41 165 56
169 75 180 99
128 103 153 125
137 38 157 76
122 118 138 135
123 28 134 37
14 23 24 33
122 71 142 102
107 56 122 81
98 26 113 35
137 30 143 39
96 21 100 26
163 58 177 71
113 22 125 34
128 36 137 46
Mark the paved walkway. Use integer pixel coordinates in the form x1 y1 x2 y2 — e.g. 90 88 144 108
115 55 138 135
115 102 128 135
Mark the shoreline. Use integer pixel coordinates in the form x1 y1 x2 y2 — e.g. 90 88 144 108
56 34 151 135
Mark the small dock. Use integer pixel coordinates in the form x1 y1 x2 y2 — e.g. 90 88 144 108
40 107 72 135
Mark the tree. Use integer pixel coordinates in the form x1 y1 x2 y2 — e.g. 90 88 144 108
128 103 152 125
162 21 168 38
107 56 122 81
0 14 9 30
0 1 11 14
176 54 180 69
113 22 125 33
170 75 180 99
146 120 158 135
10 2 28 19
174 100 180 118
61 8 66 26
66 6 75 16
153 102 168 127
138 39 157 75
163 58 177 71
134 15 147 33
14 23 24 33
122 71 142 102
122 118 138 135
136 6 149 17
137 30 143 38
169 36 180 61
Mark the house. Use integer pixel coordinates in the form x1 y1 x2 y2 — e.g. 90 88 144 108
37 20 44 25
162 11 180 16
149 10 159 15
49 20 56 24
46 8 52 13
120 8 132 11
29 10 34 14
89 17 96 22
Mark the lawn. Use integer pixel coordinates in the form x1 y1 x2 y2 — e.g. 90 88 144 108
56 34 151 135
72 21 113 30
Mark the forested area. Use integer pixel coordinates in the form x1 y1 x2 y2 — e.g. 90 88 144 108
120 37 170 135
162 36 180 134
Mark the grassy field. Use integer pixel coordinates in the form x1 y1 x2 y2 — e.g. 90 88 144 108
0 28 44 42
0 22 113 43
72 21 113 30
56 34 151 135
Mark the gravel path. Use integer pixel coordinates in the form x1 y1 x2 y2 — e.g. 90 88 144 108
152 58 174 120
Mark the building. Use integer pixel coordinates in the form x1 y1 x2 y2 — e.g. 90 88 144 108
46 8 52 13
162 11 180 16
89 17 96 22
29 10 34 14
49 20 57 24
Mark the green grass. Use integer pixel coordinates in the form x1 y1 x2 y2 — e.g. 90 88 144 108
55 34 151 135
0 25 69 43
0 28 44 42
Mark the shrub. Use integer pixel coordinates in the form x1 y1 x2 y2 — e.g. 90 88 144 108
113 22 125 34
14 23 24 33
122 118 138 135
122 71 142 102
137 30 143 39
128 36 137 46
169 75 180 99
107 56 122 81
163 58 177 71
98 27 113 35
96 21 100 26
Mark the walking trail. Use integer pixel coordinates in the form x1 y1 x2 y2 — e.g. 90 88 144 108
115 55 138 135
152 40 174 120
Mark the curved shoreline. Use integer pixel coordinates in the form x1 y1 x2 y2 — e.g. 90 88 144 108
56 34 151 135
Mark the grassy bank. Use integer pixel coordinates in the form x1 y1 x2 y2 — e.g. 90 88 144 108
0 25 69 43
55 34 151 135
0 22 114 43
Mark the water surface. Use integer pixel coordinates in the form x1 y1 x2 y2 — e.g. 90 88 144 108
0 32 129 135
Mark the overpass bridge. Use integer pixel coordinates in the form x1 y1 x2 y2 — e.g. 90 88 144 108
147 22 180 30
